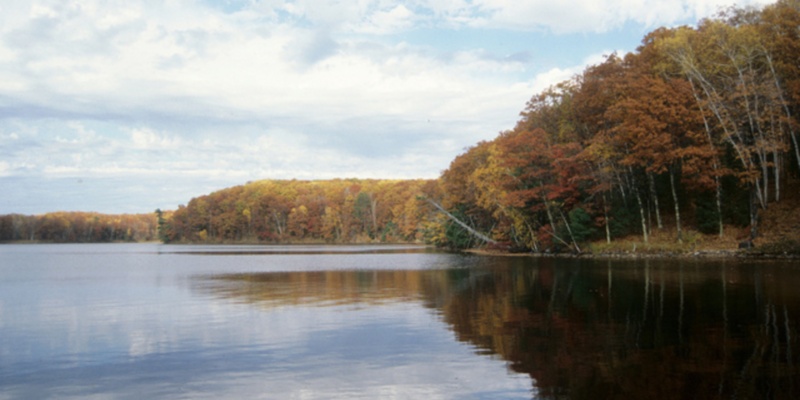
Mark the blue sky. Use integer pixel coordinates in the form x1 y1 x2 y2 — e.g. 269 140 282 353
0 0 775 214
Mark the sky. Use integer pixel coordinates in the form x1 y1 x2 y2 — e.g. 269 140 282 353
0 0 777 214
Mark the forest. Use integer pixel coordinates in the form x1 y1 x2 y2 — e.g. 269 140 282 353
434 0 800 251
2 1 799 252
0 212 158 243
160 179 440 243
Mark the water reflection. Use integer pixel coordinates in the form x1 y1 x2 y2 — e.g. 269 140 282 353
0 244 534 399
195 270 432 307
198 258 800 399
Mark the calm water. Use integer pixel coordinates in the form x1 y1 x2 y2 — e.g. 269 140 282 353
0 244 798 399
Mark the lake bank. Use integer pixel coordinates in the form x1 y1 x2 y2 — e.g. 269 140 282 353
5 237 797 260
468 248 800 260
466 240 800 260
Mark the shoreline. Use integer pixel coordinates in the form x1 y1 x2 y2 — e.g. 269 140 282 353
3 241 797 260
465 248 800 260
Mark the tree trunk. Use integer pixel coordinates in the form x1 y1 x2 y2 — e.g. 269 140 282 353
630 168 649 244
603 193 611 244
636 189 649 244
669 168 683 243
559 209 581 253
749 187 759 241
715 177 724 238
649 172 663 230
370 196 378 235
754 170 766 209
422 197 497 245
774 148 780 202
613 168 628 206
272 211 284 237
689 79 724 238
542 200 572 249
764 51 800 173
760 148 769 205
524 220 540 252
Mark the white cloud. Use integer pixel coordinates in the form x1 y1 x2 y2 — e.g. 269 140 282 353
528 51 614 94
454 0 776 33
354 4 416 34
0 131 19 140
129 128 182 150
1 0 772 125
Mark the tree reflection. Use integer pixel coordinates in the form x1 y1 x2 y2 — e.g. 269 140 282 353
193 258 800 399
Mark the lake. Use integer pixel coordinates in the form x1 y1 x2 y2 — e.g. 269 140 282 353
0 244 798 399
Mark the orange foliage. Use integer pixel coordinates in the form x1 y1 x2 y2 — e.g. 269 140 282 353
163 179 439 243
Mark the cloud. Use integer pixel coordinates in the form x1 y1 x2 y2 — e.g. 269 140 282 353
527 51 614 93
284 28 340 66
354 4 417 34
129 128 182 150
1 0 770 126
441 0 776 33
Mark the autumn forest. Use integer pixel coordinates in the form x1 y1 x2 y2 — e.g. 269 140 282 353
2 1 800 253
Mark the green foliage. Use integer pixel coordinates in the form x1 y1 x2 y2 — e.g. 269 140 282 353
568 208 597 243
608 202 638 238
353 192 374 238
720 176 751 227
381 221 398 242
444 207 475 249
155 209 170 243
693 194 720 234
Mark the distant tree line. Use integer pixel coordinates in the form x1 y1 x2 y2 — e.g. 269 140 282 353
0 212 158 243
161 179 441 243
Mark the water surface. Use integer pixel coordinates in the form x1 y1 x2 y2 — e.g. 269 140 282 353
0 244 798 399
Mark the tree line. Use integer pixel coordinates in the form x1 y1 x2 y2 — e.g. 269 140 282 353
0 212 158 243
160 179 441 243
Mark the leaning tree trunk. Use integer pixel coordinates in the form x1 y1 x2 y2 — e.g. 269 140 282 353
542 200 572 249
558 209 581 253
421 197 497 245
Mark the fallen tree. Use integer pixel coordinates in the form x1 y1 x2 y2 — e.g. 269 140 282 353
419 196 497 245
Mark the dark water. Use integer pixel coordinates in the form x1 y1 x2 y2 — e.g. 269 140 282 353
0 244 798 399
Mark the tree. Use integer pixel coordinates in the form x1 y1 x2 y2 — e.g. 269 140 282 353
660 13 794 239
155 209 169 243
